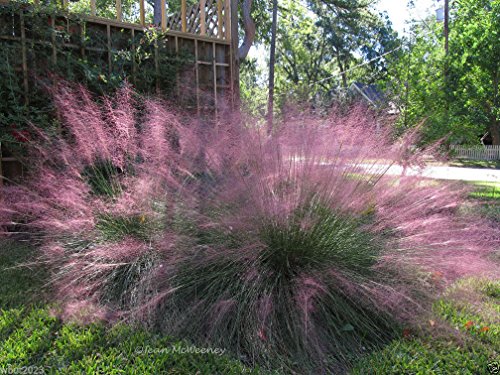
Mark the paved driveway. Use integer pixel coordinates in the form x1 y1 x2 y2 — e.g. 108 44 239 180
361 164 500 183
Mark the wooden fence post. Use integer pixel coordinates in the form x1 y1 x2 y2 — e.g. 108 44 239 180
139 0 145 26
161 0 167 30
200 0 206 36
224 0 230 40
217 0 223 38
107 24 112 75
181 0 187 32
116 0 122 21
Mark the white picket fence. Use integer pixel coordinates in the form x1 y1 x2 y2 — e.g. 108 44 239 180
451 145 500 160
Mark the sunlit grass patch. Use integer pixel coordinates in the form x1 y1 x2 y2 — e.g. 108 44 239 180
462 181 500 223
0 307 268 374
351 278 499 374
468 181 500 201
435 278 499 339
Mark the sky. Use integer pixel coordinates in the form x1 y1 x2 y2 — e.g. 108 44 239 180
376 0 438 36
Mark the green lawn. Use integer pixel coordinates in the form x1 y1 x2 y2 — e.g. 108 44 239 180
0 240 267 374
0 181 498 374
464 181 500 223
351 277 499 374
0 306 264 374
468 181 500 201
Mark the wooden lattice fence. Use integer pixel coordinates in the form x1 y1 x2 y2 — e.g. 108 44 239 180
166 0 230 39
0 0 237 183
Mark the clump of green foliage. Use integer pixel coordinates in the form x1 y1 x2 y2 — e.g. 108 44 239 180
0 1 192 156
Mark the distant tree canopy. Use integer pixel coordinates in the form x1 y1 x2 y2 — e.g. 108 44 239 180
450 0 499 144
240 0 400 116
241 0 500 145
382 0 499 145
7 0 498 145
275 0 399 103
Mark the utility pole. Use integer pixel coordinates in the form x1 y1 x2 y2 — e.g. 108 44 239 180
443 0 450 134
444 0 449 54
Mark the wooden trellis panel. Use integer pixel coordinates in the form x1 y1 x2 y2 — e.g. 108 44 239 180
0 5 234 108
0 3 236 181
1 0 231 39
166 0 229 39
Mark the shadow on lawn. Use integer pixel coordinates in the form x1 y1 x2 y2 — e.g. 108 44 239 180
0 240 48 309
0 240 268 374
450 159 500 170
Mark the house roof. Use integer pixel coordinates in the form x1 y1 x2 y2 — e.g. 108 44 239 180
350 82 385 107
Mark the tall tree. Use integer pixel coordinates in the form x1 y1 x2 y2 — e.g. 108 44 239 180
267 0 278 131
380 0 500 145
272 0 399 107
274 1 336 103
311 0 399 89
450 0 500 144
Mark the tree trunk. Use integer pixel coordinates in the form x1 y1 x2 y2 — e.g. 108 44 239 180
230 0 255 108
491 69 499 145
336 53 347 89
230 0 240 107
267 0 278 134
238 0 256 60
153 0 162 25
490 121 500 145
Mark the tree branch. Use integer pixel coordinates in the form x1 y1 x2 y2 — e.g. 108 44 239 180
238 0 256 60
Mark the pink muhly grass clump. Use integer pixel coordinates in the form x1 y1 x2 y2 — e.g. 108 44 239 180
0 85 498 372
0 83 181 309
